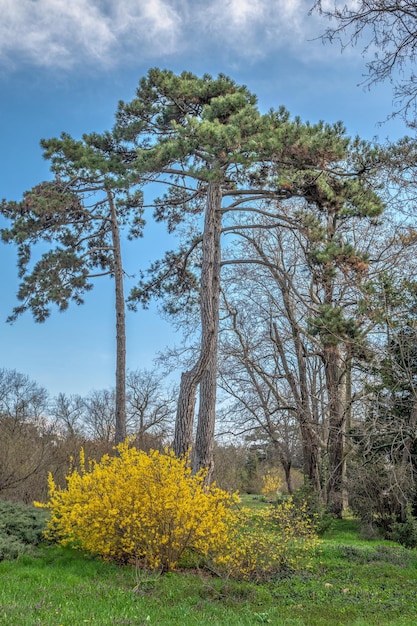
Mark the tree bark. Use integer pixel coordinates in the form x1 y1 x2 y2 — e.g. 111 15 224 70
174 181 223 464
193 354 217 480
108 190 127 446
280 455 293 494
324 344 344 517
341 343 352 512
193 193 222 480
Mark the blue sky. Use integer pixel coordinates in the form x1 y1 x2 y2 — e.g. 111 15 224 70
0 0 408 398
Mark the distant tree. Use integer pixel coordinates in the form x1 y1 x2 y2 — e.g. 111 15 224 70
211 443 249 492
83 388 116 444
126 368 176 446
218 288 304 495
312 0 417 121
51 392 86 439
0 369 51 497
1 134 143 445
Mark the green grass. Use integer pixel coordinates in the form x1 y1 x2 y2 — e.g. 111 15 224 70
238 493 271 510
1 517 417 625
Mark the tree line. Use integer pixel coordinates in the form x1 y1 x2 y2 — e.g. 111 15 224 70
0 367 175 501
0 366 297 504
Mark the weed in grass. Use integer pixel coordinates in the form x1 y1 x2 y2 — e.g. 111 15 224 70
253 611 272 623
198 578 266 604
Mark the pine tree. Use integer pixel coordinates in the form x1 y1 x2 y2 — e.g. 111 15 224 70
1 133 143 445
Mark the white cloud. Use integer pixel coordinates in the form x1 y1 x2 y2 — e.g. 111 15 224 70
218 0 267 29
201 0 330 61
0 0 183 69
0 0 114 68
111 0 182 54
0 0 339 71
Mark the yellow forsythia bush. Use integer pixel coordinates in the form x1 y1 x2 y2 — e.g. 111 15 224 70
211 498 321 582
261 469 282 500
37 442 238 572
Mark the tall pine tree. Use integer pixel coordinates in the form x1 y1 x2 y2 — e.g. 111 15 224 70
1 133 143 444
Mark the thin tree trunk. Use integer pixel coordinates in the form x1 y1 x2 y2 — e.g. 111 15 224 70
108 190 127 446
174 181 223 461
296 351 322 494
272 314 322 493
300 424 321 491
399 397 417 521
281 457 293 494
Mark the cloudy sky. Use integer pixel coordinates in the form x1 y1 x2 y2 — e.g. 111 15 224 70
0 0 408 398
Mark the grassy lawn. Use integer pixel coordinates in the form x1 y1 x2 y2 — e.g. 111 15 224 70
1 506 417 625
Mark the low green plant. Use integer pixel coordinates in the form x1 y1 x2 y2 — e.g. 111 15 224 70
389 506 417 548
0 500 49 560
0 535 26 560
290 482 333 536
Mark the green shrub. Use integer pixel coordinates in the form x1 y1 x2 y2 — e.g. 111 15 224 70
0 499 49 560
0 536 26 560
339 543 414 566
290 482 333 536
389 507 417 548
347 459 414 538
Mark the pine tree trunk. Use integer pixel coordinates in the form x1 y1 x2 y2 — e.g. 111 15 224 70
325 345 344 517
341 345 352 511
193 190 222 480
174 370 199 457
174 181 223 461
108 190 127 446
193 359 217 481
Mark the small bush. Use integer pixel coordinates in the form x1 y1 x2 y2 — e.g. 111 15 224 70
210 497 321 582
261 470 282 501
389 507 417 549
0 500 49 560
0 536 25 560
347 460 410 536
339 544 414 566
38 443 238 572
290 482 333 536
